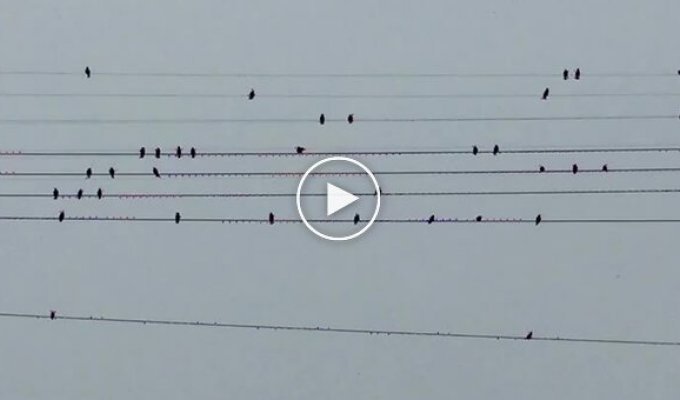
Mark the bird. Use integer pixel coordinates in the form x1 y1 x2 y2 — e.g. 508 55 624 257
602 164 608 172
562 69 569 80
190 147 196 158
50 310 56 320
108 167 115 179
139 147 146 159
86 167 92 179
248 89 255 100
176 146 182 158
97 188 103 199
476 215 483 222
535 214 542 226
347 113 354 124
493 144 500 155
572 164 578 174
58 211 65 222
427 214 435 224
472 145 479 155
542 87 550 100
84 66 91 78
155 147 161 159
269 212 275 225
319 113 326 125
77 189 83 199
296 146 306 154
175 212 181 224
53 188 59 200
525 331 533 340
539 165 546 173
574 68 581 80
354 214 360 225
677 70 680 76
152 167 161 178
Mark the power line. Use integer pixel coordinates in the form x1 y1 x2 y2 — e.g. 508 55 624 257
0 311 677 347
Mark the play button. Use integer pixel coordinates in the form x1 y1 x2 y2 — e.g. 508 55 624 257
296 156 381 241
326 183 359 216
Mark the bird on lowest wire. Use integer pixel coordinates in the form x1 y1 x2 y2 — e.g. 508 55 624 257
427 214 435 224
269 212 275 225
86 167 92 179
97 188 103 199
139 147 146 159
535 214 542 226
562 69 569 80
539 165 546 173
572 164 578 174
526 331 533 340
319 113 326 125
296 146 306 154
476 215 483 222
155 147 161 159
152 167 161 178
354 214 360 225
109 167 115 179
493 145 500 155
50 310 56 320
84 66 91 78
602 164 608 172
175 212 181 224
190 147 196 158
58 211 65 222
53 188 59 200
472 145 479 155
542 87 550 100
77 189 83 200
248 89 255 100
574 68 581 80
347 114 354 124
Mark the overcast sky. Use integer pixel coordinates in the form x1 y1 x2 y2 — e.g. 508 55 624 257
1 0 680 398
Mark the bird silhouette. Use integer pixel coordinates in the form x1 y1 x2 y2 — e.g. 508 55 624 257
347 114 354 124
50 310 56 320
248 89 255 100
562 69 569 80
97 188 103 199
493 145 500 155
677 70 680 76
84 66 91 78
176 146 182 158
86 168 92 179
476 215 483 222
296 146 306 154
319 113 326 125
354 213 360 225
472 145 479 155
427 214 435 224
58 211 65 222
109 167 115 179
269 212 275 225
155 147 161 159
175 212 181 224
525 331 533 340
602 164 608 172
539 165 546 173
190 147 196 158
542 87 550 100
535 214 542 226
53 188 59 200
574 68 581 80
153 167 161 178
572 164 578 174
77 189 83 199
139 147 146 159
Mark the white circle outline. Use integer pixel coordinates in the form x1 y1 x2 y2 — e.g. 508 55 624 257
296 156 381 241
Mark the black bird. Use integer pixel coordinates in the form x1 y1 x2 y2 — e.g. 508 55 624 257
493 144 500 155
319 113 326 125
677 70 680 76
347 114 354 124
539 165 546 173
427 214 435 224
542 87 550 100
476 215 483 222
248 89 255 100
97 188 103 199
153 167 161 178
535 214 542 226
155 147 161 159
176 146 182 158
53 188 59 200
190 147 196 158
84 66 91 78
109 167 115 179
269 212 275 225
526 331 533 340
572 164 578 174
562 69 569 80
58 211 65 222
175 212 181 224
139 147 146 159
77 189 83 199
602 164 608 172
472 145 479 155
86 168 92 179
574 68 581 80
50 310 56 320
354 213 360 225
296 146 306 154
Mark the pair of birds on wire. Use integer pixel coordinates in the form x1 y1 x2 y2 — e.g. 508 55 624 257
53 188 103 199
319 113 354 125
472 145 501 155
139 146 196 159
426 214 543 225
562 68 581 80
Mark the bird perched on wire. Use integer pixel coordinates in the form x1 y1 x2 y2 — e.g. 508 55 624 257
58 211 65 222
525 331 533 340
472 145 479 155
248 89 255 100
86 168 92 179
190 147 196 158
493 144 500 155
602 164 608 172
139 147 146 159
84 66 91 78
155 148 161 159
152 167 161 178
539 165 546 173
53 188 59 200
572 164 578 174
542 87 550 100
574 68 581 80
347 114 354 124
354 214 360 225
535 214 542 226
175 212 181 224
77 189 83 200
296 146 306 154
50 310 56 320
269 212 275 225
562 69 569 80
476 215 483 222
109 167 115 179
176 146 182 158
319 113 326 125
97 188 103 199
427 214 435 224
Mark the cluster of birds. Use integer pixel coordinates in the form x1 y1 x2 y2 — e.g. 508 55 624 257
53 187 103 200
426 214 543 226
138 146 197 159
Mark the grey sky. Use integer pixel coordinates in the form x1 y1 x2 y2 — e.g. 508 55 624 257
1 0 679 398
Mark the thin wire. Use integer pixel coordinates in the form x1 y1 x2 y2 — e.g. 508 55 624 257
0 311 677 347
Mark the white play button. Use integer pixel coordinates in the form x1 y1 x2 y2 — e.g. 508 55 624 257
326 183 359 216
